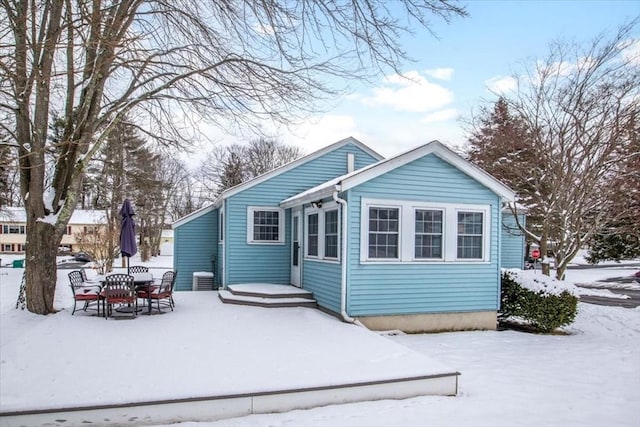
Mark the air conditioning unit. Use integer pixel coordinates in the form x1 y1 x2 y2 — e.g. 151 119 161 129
192 271 215 291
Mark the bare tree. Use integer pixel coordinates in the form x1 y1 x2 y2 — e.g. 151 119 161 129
0 0 465 314
74 223 119 274
196 138 304 198
469 22 639 279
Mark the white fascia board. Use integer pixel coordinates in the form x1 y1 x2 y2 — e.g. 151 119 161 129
219 136 382 201
280 185 337 209
172 203 218 228
340 140 517 201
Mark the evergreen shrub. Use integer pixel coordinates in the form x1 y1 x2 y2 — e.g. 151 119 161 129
500 270 578 333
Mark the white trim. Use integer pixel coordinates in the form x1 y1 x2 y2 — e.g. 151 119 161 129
246 207 285 245
221 137 381 201
172 204 217 228
282 140 517 209
176 137 382 227
360 198 492 264
303 201 340 262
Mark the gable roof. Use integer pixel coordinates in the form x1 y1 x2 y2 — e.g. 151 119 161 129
281 140 516 208
173 137 383 228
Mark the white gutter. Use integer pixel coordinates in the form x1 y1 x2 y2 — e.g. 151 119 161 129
333 186 357 324
221 199 226 289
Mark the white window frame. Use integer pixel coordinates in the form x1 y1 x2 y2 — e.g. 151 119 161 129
414 208 445 261
360 198 491 264
456 209 485 261
304 202 340 262
364 204 402 261
246 207 285 245
305 210 320 258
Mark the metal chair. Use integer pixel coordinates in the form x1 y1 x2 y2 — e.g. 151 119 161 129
103 274 136 319
128 266 149 274
138 270 175 313
68 270 102 315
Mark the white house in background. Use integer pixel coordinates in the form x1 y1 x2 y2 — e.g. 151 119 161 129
0 207 107 254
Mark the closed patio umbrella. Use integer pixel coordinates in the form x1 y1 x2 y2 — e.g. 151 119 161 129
119 199 137 275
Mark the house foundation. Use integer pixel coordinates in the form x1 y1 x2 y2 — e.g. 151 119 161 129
358 311 497 333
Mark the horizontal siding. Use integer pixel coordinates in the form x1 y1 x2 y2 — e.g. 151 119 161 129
226 143 379 285
173 209 218 291
346 154 501 316
303 260 342 313
501 212 526 269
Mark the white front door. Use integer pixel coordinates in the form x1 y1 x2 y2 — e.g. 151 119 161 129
290 209 302 287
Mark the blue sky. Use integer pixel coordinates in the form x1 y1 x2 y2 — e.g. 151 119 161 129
200 0 639 159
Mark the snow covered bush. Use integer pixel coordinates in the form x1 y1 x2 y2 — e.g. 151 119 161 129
500 269 579 332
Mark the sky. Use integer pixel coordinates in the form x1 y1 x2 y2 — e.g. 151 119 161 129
189 0 639 162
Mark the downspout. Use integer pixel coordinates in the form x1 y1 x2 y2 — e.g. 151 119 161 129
333 186 357 324
221 199 226 289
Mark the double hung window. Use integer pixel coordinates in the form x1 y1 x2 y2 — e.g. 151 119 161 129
305 204 339 261
247 207 284 244
368 207 399 259
361 198 489 263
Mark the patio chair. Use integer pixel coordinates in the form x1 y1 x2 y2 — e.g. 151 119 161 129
103 274 136 319
68 270 102 315
138 270 175 314
128 265 149 274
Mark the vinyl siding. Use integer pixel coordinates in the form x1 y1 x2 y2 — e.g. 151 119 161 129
173 209 218 291
303 259 342 313
501 211 526 269
225 143 379 285
346 154 502 316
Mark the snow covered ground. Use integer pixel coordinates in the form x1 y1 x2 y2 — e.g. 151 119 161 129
0 254 639 426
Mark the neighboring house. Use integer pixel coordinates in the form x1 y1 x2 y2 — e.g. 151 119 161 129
0 207 107 253
173 137 522 332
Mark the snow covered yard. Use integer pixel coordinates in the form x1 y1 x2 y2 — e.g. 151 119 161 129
171 302 639 427
0 257 639 427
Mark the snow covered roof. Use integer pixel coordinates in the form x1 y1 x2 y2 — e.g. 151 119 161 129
281 140 517 208
0 206 107 225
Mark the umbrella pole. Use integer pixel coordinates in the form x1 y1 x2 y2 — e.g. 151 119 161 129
127 256 130 275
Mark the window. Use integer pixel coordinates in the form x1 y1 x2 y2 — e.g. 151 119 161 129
457 212 483 259
304 203 340 261
307 213 319 257
246 207 284 244
65 226 72 235
2 244 12 252
361 198 490 263
415 209 443 259
5 225 24 234
368 207 399 259
324 210 338 259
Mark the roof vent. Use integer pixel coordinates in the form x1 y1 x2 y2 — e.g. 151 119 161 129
347 153 355 173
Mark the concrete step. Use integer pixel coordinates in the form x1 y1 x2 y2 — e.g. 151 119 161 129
218 290 317 308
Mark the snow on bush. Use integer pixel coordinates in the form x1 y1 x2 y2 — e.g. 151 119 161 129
500 269 579 332
502 268 581 297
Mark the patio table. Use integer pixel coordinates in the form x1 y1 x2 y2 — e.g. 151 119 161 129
95 272 155 315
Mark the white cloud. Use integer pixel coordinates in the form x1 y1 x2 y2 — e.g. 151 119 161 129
421 108 459 123
362 70 454 113
283 114 364 155
424 68 454 81
485 75 517 94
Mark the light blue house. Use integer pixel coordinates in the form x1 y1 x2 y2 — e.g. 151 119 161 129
173 137 522 332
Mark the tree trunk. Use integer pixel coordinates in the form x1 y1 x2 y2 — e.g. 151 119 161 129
24 219 62 314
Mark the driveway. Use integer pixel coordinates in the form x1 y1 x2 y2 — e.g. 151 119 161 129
576 272 640 308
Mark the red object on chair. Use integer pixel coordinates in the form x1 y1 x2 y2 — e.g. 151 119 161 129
103 274 137 319
138 270 176 313
68 270 102 315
